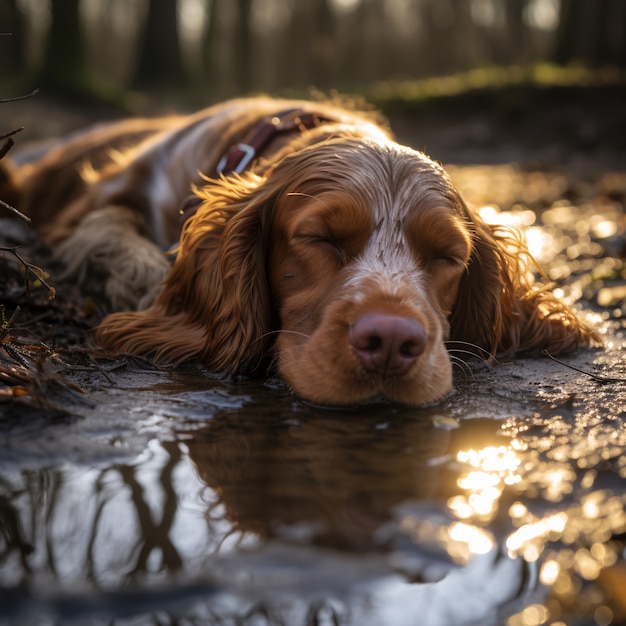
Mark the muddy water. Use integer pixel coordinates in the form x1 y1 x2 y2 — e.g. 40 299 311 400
1 167 625 626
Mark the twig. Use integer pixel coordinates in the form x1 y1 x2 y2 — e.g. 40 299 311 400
2 341 30 369
0 127 23 160
0 127 23 142
0 304 21 340
0 88 39 104
0 136 13 160
0 245 55 298
541 349 626 384
0 198 31 222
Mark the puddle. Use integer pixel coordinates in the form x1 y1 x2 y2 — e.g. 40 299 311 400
1 340 625 625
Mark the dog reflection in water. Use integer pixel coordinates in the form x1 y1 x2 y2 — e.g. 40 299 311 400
185 410 540 626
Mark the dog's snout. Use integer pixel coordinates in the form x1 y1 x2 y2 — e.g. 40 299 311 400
349 312 426 376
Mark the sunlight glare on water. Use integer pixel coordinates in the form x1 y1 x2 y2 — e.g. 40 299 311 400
448 444 522 523
398 512 495 563
505 485 626 565
506 603 551 626
478 204 562 263
444 433 626 585
524 226 558 262
447 522 494 556
478 205 536 228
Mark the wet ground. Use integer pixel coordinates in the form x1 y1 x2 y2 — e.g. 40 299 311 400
1 91 626 625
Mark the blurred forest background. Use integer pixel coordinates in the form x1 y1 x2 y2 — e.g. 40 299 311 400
1 0 626 167
1 0 625 105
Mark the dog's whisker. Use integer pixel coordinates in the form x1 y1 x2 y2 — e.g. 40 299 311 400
265 351 281 373
263 335 311 374
445 340 498 363
276 329 311 340
446 347 491 364
449 355 473 379
251 329 311 347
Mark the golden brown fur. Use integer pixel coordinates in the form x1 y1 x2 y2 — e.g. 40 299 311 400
4 96 599 406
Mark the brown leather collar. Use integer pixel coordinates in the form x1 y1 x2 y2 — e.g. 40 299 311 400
177 108 334 226
216 108 334 175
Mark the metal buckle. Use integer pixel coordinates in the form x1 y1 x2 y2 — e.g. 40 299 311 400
216 143 256 175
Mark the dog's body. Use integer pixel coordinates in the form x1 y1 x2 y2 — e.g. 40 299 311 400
3 97 598 405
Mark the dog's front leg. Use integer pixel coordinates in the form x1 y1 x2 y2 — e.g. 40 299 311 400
55 205 171 311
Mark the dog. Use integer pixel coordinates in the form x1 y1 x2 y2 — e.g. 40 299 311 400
2 97 599 406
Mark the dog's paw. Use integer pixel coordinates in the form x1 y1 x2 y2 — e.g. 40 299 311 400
55 205 170 310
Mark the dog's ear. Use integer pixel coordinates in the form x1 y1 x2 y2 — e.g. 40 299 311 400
96 172 278 374
449 203 599 358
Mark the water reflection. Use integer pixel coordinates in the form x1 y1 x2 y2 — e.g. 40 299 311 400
0 440 208 590
184 407 453 550
0 362 625 625
0 397 544 625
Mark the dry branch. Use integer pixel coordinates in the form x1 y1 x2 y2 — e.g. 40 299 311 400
0 245 55 299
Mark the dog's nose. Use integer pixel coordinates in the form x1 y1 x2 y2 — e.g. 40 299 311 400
349 312 426 376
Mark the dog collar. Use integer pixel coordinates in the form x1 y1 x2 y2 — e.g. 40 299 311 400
216 108 334 175
177 108 334 226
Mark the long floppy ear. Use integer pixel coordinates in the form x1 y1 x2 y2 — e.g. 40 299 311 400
449 203 600 358
96 172 279 374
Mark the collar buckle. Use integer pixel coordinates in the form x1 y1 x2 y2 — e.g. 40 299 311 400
216 143 256 175
216 109 334 177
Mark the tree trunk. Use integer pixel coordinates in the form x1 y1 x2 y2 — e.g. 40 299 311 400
554 0 626 67
133 0 186 89
309 0 336 89
0 0 25 78
202 0 221 91
233 0 253 93
504 0 528 64
37 0 87 94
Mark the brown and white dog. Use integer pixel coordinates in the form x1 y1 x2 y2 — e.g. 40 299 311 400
2 97 598 405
